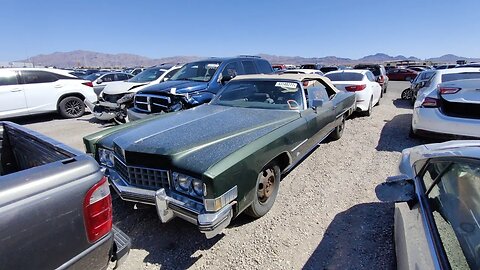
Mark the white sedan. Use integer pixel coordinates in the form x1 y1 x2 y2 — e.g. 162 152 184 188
411 78 480 139
0 68 97 119
325 70 382 116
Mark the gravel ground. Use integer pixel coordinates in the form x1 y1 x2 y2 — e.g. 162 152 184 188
19 81 428 270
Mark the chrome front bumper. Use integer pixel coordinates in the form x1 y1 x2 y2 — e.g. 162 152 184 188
105 168 233 239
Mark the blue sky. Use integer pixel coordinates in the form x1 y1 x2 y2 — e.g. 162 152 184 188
1 0 479 60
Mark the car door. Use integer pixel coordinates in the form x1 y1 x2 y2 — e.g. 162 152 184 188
301 80 335 146
19 70 60 114
0 70 26 117
366 71 381 102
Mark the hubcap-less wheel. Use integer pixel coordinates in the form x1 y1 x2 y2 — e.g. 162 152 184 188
257 168 276 204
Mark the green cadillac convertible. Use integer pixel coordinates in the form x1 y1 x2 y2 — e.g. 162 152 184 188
83 74 355 238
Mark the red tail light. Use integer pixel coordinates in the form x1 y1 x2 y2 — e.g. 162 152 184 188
82 81 94 87
83 177 112 243
421 97 440 108
439 87 461 94
345 84 366 92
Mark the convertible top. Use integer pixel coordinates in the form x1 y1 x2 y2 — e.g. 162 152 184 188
232 73 339 93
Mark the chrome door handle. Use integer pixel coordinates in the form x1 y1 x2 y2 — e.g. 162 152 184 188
54 84 63 88
10 88 22 92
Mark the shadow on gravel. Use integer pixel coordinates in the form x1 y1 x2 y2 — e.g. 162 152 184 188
392 98 413 109
376 113 427 152
112 198 222 269
303 202 396 270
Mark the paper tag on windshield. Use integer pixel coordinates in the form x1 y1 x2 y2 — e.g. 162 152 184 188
170 88 177 94
275 82 297 88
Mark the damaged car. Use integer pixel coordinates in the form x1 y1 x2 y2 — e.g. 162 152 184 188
85 64 181 124
126 56 274 121
83 74 355 238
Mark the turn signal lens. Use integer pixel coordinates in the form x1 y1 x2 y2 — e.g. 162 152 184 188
439 87 461 94
421 97 439 108
345 84 366 92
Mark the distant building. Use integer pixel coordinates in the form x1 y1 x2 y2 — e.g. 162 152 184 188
0 61 35 68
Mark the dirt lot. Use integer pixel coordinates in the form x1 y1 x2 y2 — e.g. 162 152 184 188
18 81 430 270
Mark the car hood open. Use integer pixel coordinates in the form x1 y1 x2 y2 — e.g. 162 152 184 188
107 105 300 175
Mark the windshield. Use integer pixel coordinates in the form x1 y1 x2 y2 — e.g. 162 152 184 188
84 73 102 81
325 72 364 81
128 67 166 83
170 61 221 82
212 80 304 110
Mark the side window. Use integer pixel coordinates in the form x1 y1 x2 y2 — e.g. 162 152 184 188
256 60 273 74
0 70 19 86
423 161 480 270
102 74 114 82
366 72 375 81
116 74 128 81
21 71 58 84
222 62 241 78
242 61 258 74
305 80 329 108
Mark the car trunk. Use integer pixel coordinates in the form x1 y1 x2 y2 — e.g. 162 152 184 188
440 88 480 119
0 122 74 176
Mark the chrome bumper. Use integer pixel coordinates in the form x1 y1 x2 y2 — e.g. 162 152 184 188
84 99 118 121
106 168 233 239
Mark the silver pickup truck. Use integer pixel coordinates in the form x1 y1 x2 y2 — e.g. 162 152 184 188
0 122 130 270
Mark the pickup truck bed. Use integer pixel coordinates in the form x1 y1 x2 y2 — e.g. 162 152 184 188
0 122 130 270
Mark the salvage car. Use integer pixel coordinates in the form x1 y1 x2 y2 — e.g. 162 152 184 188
84 72 134 96
0 121 130 269
83 74 355 238
84 64 181 124
325 70 382 116
376 140 480 270
127 56 274 121
0 68 98 119
411 79 480 139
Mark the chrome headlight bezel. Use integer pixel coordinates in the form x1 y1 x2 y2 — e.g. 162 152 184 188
98 148 115 167
172 172 204 198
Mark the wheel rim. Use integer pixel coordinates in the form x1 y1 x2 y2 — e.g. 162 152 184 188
257 168 276 204
65 99 82 116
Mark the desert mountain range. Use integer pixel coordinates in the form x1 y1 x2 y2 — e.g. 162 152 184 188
17 50 480 68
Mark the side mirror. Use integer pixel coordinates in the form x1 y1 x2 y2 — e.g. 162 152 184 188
418 81 426 88
162 77 170 82
375 175 416 204
311 99 324 109
220 75 233 84
96 79 103 84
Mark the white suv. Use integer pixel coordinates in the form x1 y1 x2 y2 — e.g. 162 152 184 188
0 68 97 119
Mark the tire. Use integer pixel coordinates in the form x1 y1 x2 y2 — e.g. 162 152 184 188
362 97 373 117
329 115 345 141
409 126 418 138
58 96 85 118
245 163 281 218
383 85 387 94
401 88 412 100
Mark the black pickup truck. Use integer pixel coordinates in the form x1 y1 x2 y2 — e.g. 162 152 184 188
0 122 130 270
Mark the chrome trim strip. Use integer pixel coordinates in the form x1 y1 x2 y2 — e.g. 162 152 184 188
291 139 308 152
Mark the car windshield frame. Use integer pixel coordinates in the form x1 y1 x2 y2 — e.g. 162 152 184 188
127 67 167 83
169 61 222 82
211 79 306 111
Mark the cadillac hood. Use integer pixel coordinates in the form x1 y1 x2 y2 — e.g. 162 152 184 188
138 80 209 95
102 105 300 175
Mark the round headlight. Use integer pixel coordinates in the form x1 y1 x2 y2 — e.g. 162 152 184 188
177 174 190 190
192 179 204 196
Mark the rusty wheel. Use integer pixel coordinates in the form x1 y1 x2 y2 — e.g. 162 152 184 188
246 163 280 218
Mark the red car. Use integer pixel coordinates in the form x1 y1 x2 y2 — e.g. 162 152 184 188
386 68 418 81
